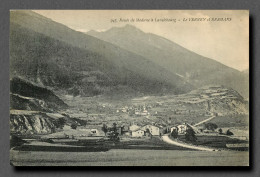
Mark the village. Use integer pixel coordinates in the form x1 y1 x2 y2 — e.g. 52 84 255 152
39 88 249 151
10 86 249 152
44 116 235 140
39 104 245 152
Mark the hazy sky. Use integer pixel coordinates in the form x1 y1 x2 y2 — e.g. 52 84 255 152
34 10 249 71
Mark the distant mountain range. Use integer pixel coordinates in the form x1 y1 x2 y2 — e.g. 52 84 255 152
10 11 248 98
88 24 249 98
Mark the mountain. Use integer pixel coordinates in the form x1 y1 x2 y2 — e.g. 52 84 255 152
186 85 249 115
88 24 249 98
10 77 67 134
185 85 249 127
129 85 249 128
10 11 193 97
10 77 88 135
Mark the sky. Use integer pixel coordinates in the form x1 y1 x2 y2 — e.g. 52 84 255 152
34 10 249 71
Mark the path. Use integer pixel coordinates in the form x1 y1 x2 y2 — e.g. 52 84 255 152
162 135 217 151
194 116 216 127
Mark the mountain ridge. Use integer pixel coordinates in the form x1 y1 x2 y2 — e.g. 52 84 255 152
10 11 194 96
89 24 242 72
88 24 249 98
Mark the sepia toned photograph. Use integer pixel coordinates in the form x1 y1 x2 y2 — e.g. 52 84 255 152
9 10 249 166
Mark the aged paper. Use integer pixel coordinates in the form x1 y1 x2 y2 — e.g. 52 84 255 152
10 10 249 166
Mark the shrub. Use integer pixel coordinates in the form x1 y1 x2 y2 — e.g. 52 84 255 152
226 129 234 136
71 123 77 129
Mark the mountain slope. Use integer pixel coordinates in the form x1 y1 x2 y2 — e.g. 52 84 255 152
88 25 249 98
10 77 67 134
9 77 89 135
10 77 68 111
10 11 193 96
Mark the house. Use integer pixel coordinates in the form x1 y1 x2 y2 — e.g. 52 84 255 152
170 126 178 133
81 126 105 136
90 129 99 135
135 110 149 116
122 109 127 113
171 123 200 134
140 109 149 116
141 124 161 136
177 124 188 134
134 105 150 116
170 124 187 134
134 110 141 116
106 124 129 135
132 129 145 137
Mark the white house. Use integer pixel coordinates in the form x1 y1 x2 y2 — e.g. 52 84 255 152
79 126 105 136
171 123 200 134
90 129 99 135
132 129 145 137
177 124 187 134
170 126 177 133
135 108 149 116
141 125 161 136
140 109 149 116
170 124 187 134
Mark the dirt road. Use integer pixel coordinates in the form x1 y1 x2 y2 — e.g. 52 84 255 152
162 135 217 151
194 116 216 126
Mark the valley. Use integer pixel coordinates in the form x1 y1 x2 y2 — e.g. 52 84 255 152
10 77 249 153
9 10 249 166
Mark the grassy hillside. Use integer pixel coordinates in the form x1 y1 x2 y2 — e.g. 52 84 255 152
10 11 193 96
10 77 68 111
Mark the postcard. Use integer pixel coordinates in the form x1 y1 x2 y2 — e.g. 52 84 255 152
10 10 249 166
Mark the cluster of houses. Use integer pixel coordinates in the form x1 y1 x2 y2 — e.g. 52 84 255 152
61 119 223 140
116 105 151 116
73 122 201 138
115 104 215 119
71 123 164 138
129 124 163 137
127 123 203 137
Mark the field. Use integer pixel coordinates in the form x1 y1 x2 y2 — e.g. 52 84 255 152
115 137 190 150
10 135 250 166
176 134 249 150
10 149 249 166
12 136 190 152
